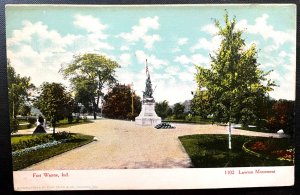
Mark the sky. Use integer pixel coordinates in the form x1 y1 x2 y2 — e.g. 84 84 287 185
6 4 296 105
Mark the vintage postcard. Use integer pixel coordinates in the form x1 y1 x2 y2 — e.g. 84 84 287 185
6 4 296 190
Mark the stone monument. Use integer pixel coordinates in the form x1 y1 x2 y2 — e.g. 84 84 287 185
135 60 161 126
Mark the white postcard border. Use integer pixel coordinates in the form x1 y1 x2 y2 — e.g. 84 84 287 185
14 166 294 190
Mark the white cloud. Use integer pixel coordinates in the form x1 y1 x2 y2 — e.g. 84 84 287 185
120 45 129 51
190 54 210 67
154 81 196 105
236 14 295 50
279 51 288 58
190 36 222 52
135 50 168 69
174 55 190 64
165 66 180 76
267 70 295 100
118 16 160 49
74 14 108 39
201 24 218 35
265 46 295 101
72 14 114 51
171 37 188 53
7 20 81 87
177 37 188 45
7 19 112 88
118 53 131 67
7 44 72 87
7 20 79 50
144 34 160 49
174 54 210 67
178 72 193 82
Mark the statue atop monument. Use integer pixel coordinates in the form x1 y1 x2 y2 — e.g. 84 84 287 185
142 59 154 103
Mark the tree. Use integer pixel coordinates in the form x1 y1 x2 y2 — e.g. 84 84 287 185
34 82 73 134
7 62 35 118
19 105 31 116
155 100 172 119
266 100 294 135
61 53 120 119
191 90 211 119
73 82 94 114
194 12 275 149
173 103 185 119
7 62 35 132
254 95 276 129
102 84 141 120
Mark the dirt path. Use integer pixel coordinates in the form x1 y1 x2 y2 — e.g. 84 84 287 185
21 119 282 170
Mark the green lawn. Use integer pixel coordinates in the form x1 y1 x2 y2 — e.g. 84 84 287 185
164 116 212 125
179 134 294 168
12 133 94 171
55 118 92 128
11 134 43 144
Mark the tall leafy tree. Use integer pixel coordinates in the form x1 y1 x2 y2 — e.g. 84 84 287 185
61 53 120 119
194 12 275 149
173 103 185 119
102 84 141 120
155 100 172 119
7 62 35 118
34 82 73 134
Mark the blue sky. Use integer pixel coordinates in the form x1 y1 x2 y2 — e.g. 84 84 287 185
6 4 296 104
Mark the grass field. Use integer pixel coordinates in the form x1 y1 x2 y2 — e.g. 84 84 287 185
55 118 92 128
164 116 212 125
179 134 294 168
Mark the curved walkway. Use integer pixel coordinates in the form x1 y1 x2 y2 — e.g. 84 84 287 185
22 119 282 170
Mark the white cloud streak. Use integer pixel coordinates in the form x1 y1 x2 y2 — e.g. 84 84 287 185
135 50 168 70
74 14 108 39
118 16 160 49
236 14 295 51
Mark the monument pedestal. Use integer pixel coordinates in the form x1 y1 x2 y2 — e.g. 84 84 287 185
135 102 161 126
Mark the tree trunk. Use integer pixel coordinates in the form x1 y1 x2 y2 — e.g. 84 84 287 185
93 111 97 120
52 123 56 135
228 121 232 150
51 117 56 135
92 97 97 120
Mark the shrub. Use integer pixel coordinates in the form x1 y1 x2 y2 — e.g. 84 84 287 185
266 100 294 135
266 117 278 132
185 113 193 121
12 131 73 151
53 131 72 140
